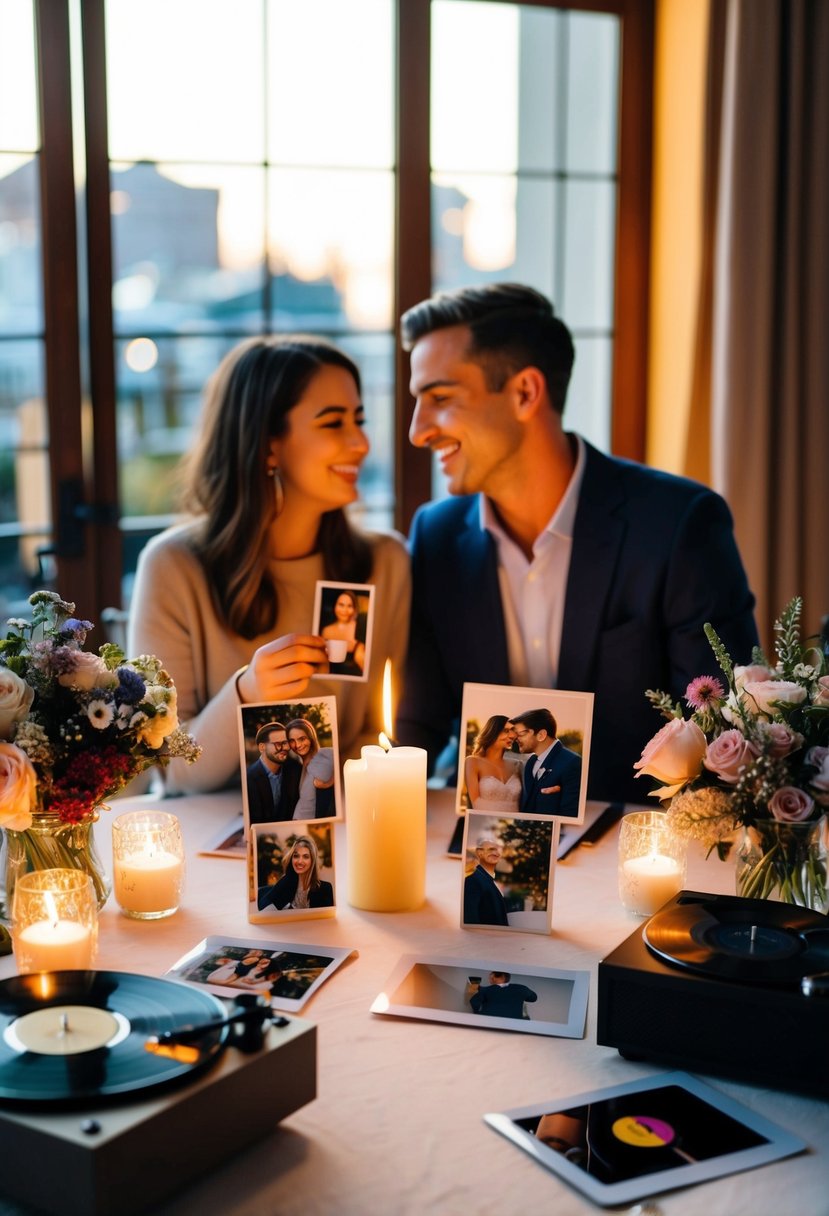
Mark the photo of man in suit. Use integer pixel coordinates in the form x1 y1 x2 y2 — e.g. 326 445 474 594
395 283 758 804
469 971 538 1020
246 722 302 824
463 836 509 926
512 707 582 818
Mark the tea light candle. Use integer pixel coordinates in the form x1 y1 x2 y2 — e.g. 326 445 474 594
14 920 95 973
620 853 683 917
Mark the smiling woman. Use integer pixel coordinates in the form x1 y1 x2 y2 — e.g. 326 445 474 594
127 336 411 794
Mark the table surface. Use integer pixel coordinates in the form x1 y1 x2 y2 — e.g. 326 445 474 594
1 790 827 1216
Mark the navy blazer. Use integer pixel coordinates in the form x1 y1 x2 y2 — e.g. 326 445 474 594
470 982 538 1019
522 742 582 817
463 865 509 926
397 441 758 804
246 757 302 825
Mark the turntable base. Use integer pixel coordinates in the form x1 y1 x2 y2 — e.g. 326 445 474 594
597 890 829 1097
0 1014 316 1216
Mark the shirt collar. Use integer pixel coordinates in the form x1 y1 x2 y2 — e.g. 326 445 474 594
479 434 585 546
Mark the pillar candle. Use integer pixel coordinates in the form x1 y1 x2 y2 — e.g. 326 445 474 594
14 920 94 973
344 744 427 911
114 851 183 915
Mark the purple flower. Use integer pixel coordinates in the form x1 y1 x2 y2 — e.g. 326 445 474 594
685 675 726 710
115 666 146 705
62 618 94 643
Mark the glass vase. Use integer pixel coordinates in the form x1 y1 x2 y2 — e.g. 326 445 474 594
735 816 828 914
3 805 112 917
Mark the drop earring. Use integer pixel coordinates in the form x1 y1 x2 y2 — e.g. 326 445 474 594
267 467 284 516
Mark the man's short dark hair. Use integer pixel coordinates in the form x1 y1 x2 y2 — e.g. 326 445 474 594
255 721 286 746
400 282 575 413
512 707 557 738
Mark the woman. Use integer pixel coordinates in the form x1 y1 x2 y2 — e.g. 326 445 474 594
464 715 523 813
128 337 410 793
256 835 333 911
286 717 335 820
321 589 365 674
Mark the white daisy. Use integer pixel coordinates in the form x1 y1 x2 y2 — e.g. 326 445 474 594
87 699 114 730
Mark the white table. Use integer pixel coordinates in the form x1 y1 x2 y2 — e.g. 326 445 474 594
1 790 827 1216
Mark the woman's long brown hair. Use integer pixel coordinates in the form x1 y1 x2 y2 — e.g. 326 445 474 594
180 337 372 639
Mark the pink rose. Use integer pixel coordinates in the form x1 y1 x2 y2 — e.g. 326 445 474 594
703 729 759 784
733 663 776 692
759 721 803 759
767 786 815 822
814 676 829 708
634 718 707 797
0 741 36 831
742 679 807 718
58 651 118 692
0 669 34 740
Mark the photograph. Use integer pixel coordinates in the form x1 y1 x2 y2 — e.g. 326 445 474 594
312 580 375 681
167 935 356 1012
239 695 341 828
461 810 558 935
456 683 594 823
485 1072 806 1207
198 814 246 859
249 821 336 924
371 954 588 1039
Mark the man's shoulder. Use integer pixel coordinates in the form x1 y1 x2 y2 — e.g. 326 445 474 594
582 440 726 512
410 494 479 541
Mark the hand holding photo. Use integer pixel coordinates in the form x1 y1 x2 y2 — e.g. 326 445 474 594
312 580 375 681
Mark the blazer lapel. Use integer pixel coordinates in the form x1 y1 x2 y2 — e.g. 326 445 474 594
558 442 627 690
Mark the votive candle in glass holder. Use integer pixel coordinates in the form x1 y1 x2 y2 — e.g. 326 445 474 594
618 809 686 917
12 869 98 974
112 810 185 920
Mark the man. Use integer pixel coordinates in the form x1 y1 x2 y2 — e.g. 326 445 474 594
512 708 582 817
463 836 509 926
246 722 301 823
469 971 538 1020
396 283 758 803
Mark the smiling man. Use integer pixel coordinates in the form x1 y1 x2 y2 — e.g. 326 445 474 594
396 283 758 803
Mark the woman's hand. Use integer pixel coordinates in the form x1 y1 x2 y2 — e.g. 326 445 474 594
313 775 335 790
237 634 329 702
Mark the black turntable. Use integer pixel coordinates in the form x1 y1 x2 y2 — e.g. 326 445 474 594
0 970 317 1216
597 891 829 1097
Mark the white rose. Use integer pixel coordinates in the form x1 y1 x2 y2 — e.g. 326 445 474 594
733 663 776 692
742 679 807 718
634 718 707 798
0 669 34 740
58 651 118 692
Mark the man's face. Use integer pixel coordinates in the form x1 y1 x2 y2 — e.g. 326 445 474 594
408 324 523 497
512 724 541 754
476 839 503 869
260 730 290 767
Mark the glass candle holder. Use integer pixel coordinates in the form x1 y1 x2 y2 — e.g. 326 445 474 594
112 810 185 920
12 868 98 974
617 809 687 917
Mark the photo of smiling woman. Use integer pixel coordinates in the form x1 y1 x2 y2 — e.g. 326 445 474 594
128 337 410 795
257 834 334 911
321 587 368 676
286 717 335 819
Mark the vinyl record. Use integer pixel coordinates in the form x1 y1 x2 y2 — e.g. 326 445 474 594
0 970 228 1105
643 896 829 985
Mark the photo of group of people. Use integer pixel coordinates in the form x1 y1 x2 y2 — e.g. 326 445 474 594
312 580 374 681
249 822 336 923
372 955 588 1039
168 935 355 1012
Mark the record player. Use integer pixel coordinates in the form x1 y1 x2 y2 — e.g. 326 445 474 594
0 970 317 1216
597 890 829 1097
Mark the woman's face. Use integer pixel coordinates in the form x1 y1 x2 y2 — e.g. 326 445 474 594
291 845 313 876
289 728 311 757
334 593 356 622
269 365 369 515
495 725 513 749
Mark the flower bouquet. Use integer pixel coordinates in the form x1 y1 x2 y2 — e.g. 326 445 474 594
0 591 200 928
633 597 829 912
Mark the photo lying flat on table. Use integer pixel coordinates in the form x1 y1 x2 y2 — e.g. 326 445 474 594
167 935 355 1013
248 820 336 924
371 954 588 1039
312 580 375 682
461 810 558 935
198 814 245 859
457 683 594 823
239 695 341 829
485 1072 806 1208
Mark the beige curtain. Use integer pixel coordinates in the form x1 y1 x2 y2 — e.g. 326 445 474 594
689 0 829 647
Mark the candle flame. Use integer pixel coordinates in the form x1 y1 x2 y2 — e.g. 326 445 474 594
379 732 392 753
382 659 394 738
44 890 59 929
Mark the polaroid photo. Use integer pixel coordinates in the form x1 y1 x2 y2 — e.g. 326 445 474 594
461 810 558 935
239 695 341 830
248 820 336 924
457 682 593 824
371 954 588 1039
485 1071 806 1208
312 580 375 682
167 934 355 1013
198 814 246 859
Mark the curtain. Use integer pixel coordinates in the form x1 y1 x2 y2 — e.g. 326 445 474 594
690 0 829 647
